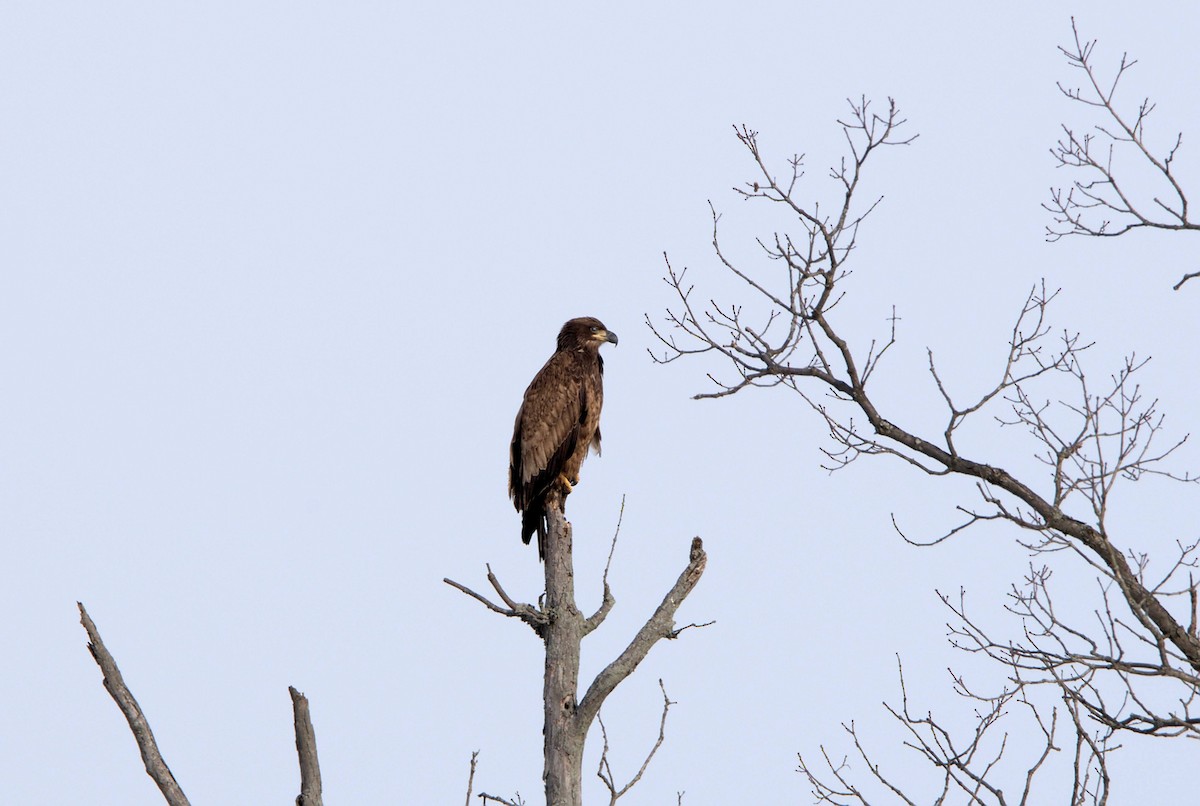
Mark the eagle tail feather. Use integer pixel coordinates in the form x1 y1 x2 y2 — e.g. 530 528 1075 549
522 505 547 560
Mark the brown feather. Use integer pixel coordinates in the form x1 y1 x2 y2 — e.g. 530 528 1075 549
509 317 617 558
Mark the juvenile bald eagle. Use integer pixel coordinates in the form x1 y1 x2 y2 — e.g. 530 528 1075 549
509 317 618 558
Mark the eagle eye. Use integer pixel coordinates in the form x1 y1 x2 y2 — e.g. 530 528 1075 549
590 326 599 332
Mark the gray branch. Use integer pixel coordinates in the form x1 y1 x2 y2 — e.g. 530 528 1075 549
78 602 190 806
289 686 323 806
577 537 707 731
455 492 706 805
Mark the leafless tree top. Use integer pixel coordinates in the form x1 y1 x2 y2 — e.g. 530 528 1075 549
1045 18 1198 289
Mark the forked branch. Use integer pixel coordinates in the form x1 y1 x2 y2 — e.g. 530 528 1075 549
653 65 1198 802
576 538 708 732
797 656 1100 805
651 98 1200 673
451 503 707 805
1044 18 1197 288
443 565 549 637
597 679 677 805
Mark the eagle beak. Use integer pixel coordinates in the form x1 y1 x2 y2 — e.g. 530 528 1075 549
604 329 618 346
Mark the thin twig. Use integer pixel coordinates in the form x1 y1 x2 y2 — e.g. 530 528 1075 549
444 571 548 636
586 496 625 634
464 751 479 806
596 679 678 803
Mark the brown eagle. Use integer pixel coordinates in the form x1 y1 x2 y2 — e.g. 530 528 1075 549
509 317 618 558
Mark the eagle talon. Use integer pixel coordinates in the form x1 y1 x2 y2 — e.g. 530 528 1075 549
557 474 575 494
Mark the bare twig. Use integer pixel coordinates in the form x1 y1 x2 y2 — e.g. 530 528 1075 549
667 620 716 638
1173 270 1200 291
597 679 677 804
464 751 479 806
444 566 549 637
78 602 191 806
586 496 625 635
799 657 1071 805
576 538 708 731
1045 18 1196 287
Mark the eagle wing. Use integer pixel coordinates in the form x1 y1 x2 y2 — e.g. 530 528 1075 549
509 351 586 515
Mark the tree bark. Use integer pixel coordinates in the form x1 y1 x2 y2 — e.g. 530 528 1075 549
542 494 585 806
538 492 708 805
447 492 706 804
290 686 323 806
78 602 191 806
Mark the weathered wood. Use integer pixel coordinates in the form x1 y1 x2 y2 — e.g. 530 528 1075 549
289 686 323 806
78 602 191 806
541 490 708 805
448 491 708 804
542 496 585 806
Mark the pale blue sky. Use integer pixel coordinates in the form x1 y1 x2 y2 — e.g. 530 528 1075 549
3 3 1198 803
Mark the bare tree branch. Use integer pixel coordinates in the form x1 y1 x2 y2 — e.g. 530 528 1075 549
576 537 707 732
585 496 625 636
655 23 1198 800
651 96 1200 672
1044 18 1197 289
454 490 705 804
1173 270 1200 291
464 751 479 806
78 602 191 806
444 565 549 637
289 686 323 806
596 679 677 804
468 754 527 806
798 656 1083 805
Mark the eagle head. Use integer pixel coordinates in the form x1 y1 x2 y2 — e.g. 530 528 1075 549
557 317 618 351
